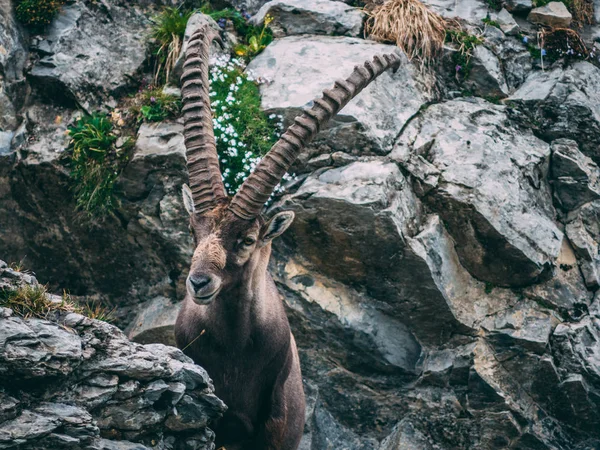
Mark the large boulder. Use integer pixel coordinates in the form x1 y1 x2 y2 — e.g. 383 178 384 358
0 266 225 450
252 0 365 38
509 62 600 164
274 160 517 345
29 0 150 110
246 35 430 160
393 98 563 287
527 1 572 27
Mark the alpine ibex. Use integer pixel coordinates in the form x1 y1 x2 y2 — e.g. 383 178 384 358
175 24 401 450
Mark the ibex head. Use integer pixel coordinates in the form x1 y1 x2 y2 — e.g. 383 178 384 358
180 25 400 304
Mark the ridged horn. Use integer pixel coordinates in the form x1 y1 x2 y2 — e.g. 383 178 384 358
181 25 227 214
228 52 402 220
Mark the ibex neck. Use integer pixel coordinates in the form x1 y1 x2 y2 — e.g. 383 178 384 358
210 258 270 347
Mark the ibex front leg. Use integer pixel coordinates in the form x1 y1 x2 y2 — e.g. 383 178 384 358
255 335 305 450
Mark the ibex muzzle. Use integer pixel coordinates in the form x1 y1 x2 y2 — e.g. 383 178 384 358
175 23 400 450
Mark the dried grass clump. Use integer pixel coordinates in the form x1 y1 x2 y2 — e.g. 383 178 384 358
564 0 595 26
365 0 449 66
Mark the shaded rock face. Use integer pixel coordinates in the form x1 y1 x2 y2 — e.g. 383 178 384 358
0 119 192 324
0 265 225 450
393 98 562 287
29 0 150 110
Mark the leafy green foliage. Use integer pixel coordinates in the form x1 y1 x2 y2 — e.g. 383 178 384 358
482 17 501 29
66 114 132 217
446 29 484 79
209 55 282 193
484 0 503 10
135 88 182 123
15 0 65 27
198 4 273 59
233 15 274 60
152 7 194 84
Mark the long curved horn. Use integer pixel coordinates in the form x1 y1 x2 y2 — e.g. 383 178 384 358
181 25 227 214
228 53 402 220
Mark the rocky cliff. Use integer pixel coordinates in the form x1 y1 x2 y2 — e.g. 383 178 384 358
0 261 225 449
2 0 600 448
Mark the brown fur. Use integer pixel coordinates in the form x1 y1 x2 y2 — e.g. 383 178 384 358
175 207 305 450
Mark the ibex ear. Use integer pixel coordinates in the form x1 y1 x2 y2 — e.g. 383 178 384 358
262 211 295 243
182 184 195 216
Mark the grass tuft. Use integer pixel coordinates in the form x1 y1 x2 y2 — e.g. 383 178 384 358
130 87 182 123
65 113 133 218
445 28 484 79
0 284 114 322
1 285 78 320
151 7 194 85
365 0 449 67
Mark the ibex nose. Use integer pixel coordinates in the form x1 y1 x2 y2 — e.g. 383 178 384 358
189 275 212 292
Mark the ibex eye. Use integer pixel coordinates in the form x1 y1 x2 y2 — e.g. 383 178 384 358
243 237 256 246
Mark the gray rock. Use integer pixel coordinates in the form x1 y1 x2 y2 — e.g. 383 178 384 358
504 0 533 13
495 8 520 36
0 269 225 449
509 62 600 164
527 2 572 28
0 132 13 155
420 0 489 23
275 161 515 345
551 317 600 432
566 201 600 289
393 98 562 287
467 45 509 97
127 296 180 346
247 35 429 157
0 0 26 132
252 0 365 37
550 139 600 211
29 1 150 110
379 419 432 450
523 238 592 318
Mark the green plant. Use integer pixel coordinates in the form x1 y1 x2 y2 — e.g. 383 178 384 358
484 0 503 10
66 114 132 217
135 88 182 123
0 284 77 320
446 28 484 79
365 0 449 67
0 284 114 322
233 15 274 60
152 7 194 84
209 55 283 193
200 5 253 35
482 17 501 29
15 0 65 27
